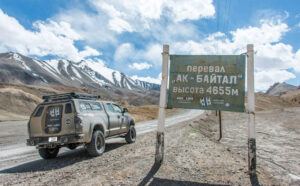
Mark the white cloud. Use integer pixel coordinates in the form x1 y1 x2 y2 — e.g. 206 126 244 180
91 0 215 23
97 2 134 33
114 43 162 66
132 73 162 84
255 70 296 90
51 0 214 48
79 46 102 59
54 9 117 46
114 43 135 62
166 0 215 22
231 19 289 47
129 62 152 70
171 18 299 91
0 9 100 61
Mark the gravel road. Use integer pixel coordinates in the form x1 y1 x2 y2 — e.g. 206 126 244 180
0 110 202 172
0 109 279 185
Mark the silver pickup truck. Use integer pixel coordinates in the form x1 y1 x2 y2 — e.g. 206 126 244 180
27 92 136 159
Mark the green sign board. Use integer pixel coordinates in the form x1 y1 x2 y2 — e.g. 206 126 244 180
167 55 246 112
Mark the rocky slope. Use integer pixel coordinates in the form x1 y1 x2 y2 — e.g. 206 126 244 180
0 83 160 121
266 82 297 96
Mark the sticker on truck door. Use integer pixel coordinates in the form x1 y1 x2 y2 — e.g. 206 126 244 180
45 105 63 134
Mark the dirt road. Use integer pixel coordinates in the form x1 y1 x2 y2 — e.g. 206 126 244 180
0 110 202 172
0 109 279 186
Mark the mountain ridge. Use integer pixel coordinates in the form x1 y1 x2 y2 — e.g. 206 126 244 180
266 82 297 96
0 52 160 92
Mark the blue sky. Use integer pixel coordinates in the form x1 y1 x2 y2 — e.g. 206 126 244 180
0 0 299 90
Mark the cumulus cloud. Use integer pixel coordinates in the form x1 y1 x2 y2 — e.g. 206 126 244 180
129 62 152 70
90 0 215 24
114 43 161 66
255 70 296 90
0 9 100 61
132 73 162 84
51 0 214 48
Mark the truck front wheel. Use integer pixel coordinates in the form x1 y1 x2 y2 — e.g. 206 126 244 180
86 130 105 157
125 125 136 143
39 148 59 159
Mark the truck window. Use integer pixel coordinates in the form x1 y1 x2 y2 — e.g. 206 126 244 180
34 106 44 117
106 103 115 112
90 102 103 111
79 102 92 111
112 104 122 113
65 103 72 114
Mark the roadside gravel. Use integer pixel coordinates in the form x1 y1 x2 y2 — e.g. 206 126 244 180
0 114 277 185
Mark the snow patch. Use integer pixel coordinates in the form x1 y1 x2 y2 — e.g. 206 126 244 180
72 66 82 78
11 53 32 71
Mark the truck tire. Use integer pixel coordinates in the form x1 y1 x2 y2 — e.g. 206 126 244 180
39 148 59 159
125 125 136 143
86 130 105 157
67 144 77 150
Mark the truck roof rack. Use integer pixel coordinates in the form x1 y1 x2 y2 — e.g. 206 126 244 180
42 92 101 102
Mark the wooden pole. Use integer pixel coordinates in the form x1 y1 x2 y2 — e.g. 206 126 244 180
218 110 222 141
247 44 256 174
155 45 169 165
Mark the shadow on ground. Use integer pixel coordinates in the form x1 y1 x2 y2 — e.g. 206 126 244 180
250 173 260 186
0 142 126 174
149 178 229 186
138 163 229 186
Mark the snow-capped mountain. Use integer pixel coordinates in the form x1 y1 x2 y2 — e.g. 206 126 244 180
0 52 160 91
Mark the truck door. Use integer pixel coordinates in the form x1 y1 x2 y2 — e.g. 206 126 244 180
105 103 122 136
111 104 126 132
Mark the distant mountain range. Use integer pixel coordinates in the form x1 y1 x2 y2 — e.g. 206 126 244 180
0 52 160 92
266 82 298 96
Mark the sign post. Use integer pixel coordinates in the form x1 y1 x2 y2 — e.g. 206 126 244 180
155 45 169 165
247 44 256 174
218 110 222 141
155 44 256 175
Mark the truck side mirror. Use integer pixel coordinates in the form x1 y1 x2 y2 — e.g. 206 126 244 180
122 108 128 113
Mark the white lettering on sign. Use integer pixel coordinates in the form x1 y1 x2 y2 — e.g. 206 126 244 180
172 85 239 96
176 74 188 83
172 86 204 94
200 97 211 106
196 74 238 85
206 86 239 96
187 65 226 73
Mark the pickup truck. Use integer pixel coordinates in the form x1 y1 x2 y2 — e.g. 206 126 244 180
27 92 136 159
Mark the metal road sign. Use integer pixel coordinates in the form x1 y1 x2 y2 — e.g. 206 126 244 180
167 55 246 112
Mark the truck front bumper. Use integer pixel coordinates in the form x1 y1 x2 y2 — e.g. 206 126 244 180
27 134 85 147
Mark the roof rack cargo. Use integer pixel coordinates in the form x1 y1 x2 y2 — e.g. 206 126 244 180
42 92 100 102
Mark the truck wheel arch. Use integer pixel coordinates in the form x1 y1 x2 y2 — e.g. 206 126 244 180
88 124 106 142
129 120 135 126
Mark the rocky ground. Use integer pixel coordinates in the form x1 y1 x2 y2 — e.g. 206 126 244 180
197 107 300 185
0 114 278 186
